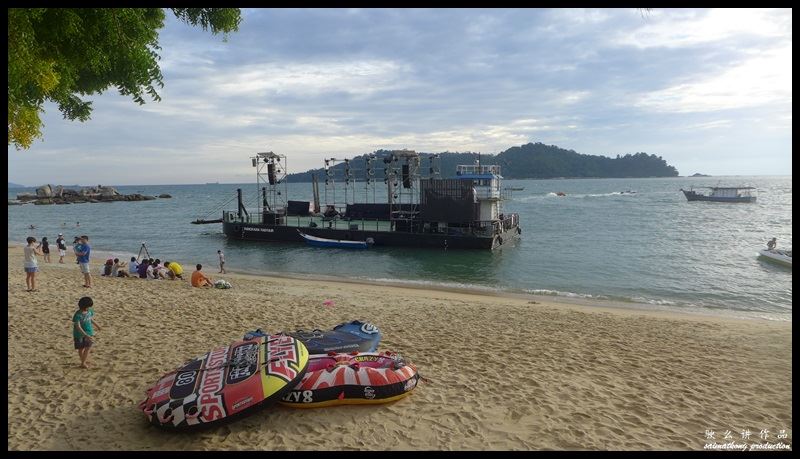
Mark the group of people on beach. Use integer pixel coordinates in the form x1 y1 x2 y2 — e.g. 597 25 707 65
23 233 91 291
23 231 227 289
22 234 229 368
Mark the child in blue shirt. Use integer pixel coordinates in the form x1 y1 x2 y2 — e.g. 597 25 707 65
73 296 102 369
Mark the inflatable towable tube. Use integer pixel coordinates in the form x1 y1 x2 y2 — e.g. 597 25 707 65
280 351 420 408
138 334 309 430
245 320 382 354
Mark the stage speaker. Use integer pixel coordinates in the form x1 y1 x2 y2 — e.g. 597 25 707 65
268 163 276 185
402 164 411 188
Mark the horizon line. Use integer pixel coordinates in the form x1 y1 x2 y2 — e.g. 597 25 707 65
8 174 793 188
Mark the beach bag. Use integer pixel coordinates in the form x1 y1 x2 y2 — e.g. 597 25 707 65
214 279 232 289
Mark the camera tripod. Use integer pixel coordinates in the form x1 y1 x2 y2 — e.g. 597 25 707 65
137 242 152 261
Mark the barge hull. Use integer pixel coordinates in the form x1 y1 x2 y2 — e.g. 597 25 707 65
223 222 520 250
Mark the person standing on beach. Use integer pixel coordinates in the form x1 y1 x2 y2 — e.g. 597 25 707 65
24 236 42 292
75 235 92 288
73 296 101 369
38 237 51 263
56 233 67 263
218 250 226 273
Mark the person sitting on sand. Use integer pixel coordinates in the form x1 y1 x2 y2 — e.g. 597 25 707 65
128 257 139 277
146 261 157 280
137 258 150 279
157 264 170 280
101 258 114 277
164 261 184 280
112 258 130 278
767 238 777 251
191 264 213 287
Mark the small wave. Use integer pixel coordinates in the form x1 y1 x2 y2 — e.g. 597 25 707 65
630 296 677 306
524 288 609 300
364 277 502 293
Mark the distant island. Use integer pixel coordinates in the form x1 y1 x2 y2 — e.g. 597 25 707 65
690 173 711 177
286 142 679 182
8 182 25 188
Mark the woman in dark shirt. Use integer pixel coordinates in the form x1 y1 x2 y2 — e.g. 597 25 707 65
39 237 51 263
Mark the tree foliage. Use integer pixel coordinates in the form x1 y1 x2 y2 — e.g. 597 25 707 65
286 142 679 182
8 8 241 150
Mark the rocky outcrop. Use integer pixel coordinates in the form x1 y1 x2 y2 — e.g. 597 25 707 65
11 185 163 205
16 192 37 201
36 184 53 198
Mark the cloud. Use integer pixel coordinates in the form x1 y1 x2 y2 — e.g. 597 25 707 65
615 8 791 49
7 8 793 183
210 60 411 98
634 44 792 113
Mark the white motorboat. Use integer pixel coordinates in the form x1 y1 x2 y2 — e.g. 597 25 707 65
758 249 792 268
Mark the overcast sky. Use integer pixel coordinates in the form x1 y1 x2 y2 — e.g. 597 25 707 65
8 8 793 185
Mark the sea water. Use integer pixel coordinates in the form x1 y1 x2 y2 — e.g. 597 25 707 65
8 176 792 321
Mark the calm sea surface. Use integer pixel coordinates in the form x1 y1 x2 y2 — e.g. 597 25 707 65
8 176 792 321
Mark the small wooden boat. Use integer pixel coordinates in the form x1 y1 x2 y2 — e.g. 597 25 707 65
758 249 792 268
555 191 566 197
298 230 372 249
680 186 756 203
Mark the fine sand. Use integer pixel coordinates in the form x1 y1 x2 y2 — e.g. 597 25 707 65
7 246 792 450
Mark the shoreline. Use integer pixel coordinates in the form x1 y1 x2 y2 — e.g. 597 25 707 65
7 246 793 450
8 241 788 324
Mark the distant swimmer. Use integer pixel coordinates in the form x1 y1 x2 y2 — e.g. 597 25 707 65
28 224 36 230
76 222 80 227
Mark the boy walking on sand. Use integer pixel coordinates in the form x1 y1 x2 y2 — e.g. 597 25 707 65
218 250 226 273
73 296 101 369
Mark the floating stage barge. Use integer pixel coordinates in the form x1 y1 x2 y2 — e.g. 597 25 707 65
203 150 520 250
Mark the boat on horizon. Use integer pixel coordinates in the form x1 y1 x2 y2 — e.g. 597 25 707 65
680 186 756 203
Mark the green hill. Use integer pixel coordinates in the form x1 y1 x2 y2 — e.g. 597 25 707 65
285 142 678 182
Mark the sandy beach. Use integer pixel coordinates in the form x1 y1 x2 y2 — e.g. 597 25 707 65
7 245 792 450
